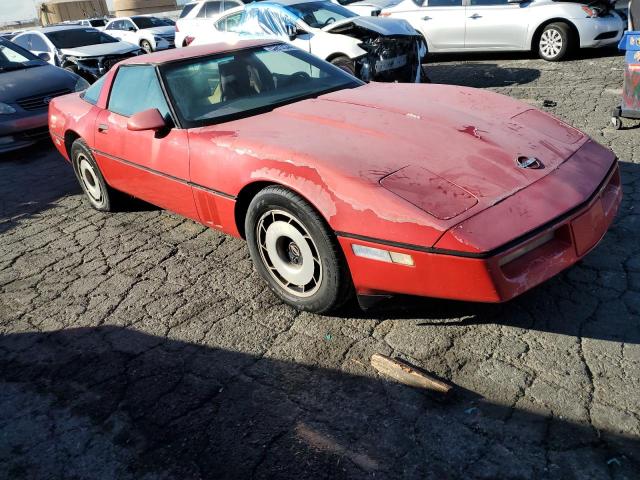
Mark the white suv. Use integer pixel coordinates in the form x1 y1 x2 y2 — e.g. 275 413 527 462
104 16 176 53
175 0 247 47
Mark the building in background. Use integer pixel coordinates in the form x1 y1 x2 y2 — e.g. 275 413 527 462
112 0 177 16
38 0 109 25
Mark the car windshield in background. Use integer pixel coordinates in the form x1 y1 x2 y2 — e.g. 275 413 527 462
132 16 169 29
45 28 118 48
90 19 107 27
283 1 356 28
161 44 362 127
0 42 43 71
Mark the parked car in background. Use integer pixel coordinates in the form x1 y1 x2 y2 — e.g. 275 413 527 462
105 16 176 52
49 40 621 313
380 0 624 61
330 0 399 16
78 18 109 30
176 0 248 47
0 31 19 41
190 0 427 82
0 37 88 153
12 26 142 82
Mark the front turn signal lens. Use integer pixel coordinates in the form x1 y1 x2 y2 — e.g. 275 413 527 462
352 244 414 267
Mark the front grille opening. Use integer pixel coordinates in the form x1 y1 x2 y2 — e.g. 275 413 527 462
595 31 618 40
16 89 71 111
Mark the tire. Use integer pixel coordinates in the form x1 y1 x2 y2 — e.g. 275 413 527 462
537 22 572 61
611 116 623 130
245 186 352 314
330 56 356 76
141 40 153 53
71 139 115 212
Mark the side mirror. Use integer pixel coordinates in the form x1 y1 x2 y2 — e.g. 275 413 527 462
38 52 51 62
127 108 167 132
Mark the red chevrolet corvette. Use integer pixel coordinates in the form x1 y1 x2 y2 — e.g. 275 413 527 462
49 40 622 313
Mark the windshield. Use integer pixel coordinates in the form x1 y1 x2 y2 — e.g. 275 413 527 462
90 19 106 27
132 16 171 29
161 43 362 128
0 41 44 72
45 28 118 48
283 1 356 28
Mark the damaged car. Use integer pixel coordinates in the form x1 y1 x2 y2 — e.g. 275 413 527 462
189 0 427 82
50 40 621 313
12 25 142 82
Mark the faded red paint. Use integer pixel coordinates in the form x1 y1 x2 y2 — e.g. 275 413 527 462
48 41 623 303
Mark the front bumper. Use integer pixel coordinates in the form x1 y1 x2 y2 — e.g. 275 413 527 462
154 37 175 51
0 111 49 153
339 161 622 303
575 13 625 47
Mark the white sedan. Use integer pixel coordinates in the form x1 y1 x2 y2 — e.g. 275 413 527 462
380 0 625 61
188 0 427 82
104 16 176 52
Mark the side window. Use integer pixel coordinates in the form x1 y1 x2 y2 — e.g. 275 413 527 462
108 21 119 30
108 66 171 119
427 0 463 6
13 34 31 50
222 0 242 12
468 0 508 4
82 75 107 105
216 12 243 31
30 35 50 52
124 20 136 31
199 1 222 18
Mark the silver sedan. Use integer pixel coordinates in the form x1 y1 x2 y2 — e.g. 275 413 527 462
381 0 625 61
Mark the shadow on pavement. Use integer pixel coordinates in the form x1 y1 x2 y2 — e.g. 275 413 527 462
0 326 638 479
426 63 541 88
427 46 622 65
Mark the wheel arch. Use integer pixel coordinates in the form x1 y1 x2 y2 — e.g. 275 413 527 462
325 52 353 63
64 130 81 159
530 18 580 51
234 179 336 239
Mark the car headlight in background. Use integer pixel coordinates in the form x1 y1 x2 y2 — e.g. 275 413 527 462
74 77 91 92
0 102 16 115
154 36 164 42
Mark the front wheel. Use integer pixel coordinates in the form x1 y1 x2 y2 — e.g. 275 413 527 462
245 186 352 313
140 40 153 53
538 23 572 61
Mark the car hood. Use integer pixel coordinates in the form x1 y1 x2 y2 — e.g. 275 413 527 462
143 26 175 35
215 83 587 220
322 16 417 36
0 64 76 102
60 41 139 57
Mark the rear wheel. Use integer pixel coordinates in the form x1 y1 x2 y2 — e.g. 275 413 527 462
245 186 352 313
330 56 356 76
537 23 572 61
71 139 115 212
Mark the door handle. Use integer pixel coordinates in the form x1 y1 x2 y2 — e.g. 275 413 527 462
422 15 432 20
469 13 482 19
97 124 109 133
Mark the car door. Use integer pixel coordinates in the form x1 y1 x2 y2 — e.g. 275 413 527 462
105 20 124 40
392 0 466 51
464 0 529 49
92 65 198 220
120 19 139 44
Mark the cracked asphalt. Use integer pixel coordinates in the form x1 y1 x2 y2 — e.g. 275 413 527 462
1 48 639 479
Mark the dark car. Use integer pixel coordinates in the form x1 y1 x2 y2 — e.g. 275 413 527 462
0 38 88 153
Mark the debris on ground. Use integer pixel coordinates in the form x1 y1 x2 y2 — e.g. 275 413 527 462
370 353 453 395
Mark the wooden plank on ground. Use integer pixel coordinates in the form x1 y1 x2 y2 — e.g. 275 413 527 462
370 353 453 395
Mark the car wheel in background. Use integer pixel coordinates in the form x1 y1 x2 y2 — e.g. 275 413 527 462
538 23 571 61
71 139 115 212
141 40 153 53
330 56 356 76
245 186 353 314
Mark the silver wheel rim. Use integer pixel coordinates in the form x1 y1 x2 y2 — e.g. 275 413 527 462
256 210 322 298
540 29 563 58
78 155 102 204
142 41 151 52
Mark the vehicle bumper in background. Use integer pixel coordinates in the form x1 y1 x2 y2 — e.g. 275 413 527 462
575 14 625 47
0 111 49 153
338 162 622 303
154 38 175 50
